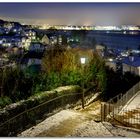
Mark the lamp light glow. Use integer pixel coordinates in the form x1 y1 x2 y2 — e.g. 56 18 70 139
80 57 86 64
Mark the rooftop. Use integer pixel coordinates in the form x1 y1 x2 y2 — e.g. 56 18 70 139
122 56 140 67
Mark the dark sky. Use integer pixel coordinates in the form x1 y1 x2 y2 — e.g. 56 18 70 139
0 3 140 26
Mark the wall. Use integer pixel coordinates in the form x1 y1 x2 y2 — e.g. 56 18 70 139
122 63 140 76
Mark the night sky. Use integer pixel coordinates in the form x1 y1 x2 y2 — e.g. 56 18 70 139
0 3 140 26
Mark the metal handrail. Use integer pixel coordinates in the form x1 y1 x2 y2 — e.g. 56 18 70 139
101 81 140 128
0 92 82 128
108 93 123 104
108 81 140 107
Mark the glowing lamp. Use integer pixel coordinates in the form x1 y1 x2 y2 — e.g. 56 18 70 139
80 57 86 64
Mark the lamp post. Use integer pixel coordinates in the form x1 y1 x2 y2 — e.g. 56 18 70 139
80 57 86 109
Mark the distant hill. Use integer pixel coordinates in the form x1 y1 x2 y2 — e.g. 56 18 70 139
0 18 22 27
0 19 5 25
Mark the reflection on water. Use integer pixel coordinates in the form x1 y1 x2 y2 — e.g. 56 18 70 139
87 30 140 50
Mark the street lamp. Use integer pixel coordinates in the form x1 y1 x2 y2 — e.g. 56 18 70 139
80 57 86 64
80 57 86 109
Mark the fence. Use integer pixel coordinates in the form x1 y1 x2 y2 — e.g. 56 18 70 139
0 92 83 136
101 81 140 129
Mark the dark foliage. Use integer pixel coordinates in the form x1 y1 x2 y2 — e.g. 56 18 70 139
103 67 140 101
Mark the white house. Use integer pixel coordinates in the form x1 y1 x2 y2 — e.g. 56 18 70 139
24 29 36 40
41 34 50 45
95 44 105 57
0 36 11 47
96 44 105 51
0 36 31 49
122 56 140 76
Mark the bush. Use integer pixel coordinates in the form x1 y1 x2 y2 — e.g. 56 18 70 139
42 47 106 93
0 96 12 108
60 70 82 86
44 72 62 91
31 72 61 93
0 46 107 107
0 67 33 102
103 67 140 101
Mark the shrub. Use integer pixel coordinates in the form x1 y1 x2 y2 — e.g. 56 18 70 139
0 96 12 108
103 67 140 101
60 70 82 86
0 46 107 107
0 67 33 102
42 47 106 93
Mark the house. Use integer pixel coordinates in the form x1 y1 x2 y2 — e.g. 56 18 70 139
46 33 63 46
96 44 105 51
0 36 12 47
0 28 6 35
3 27 10 34
122 56 140 76
49 36 57 45
58 35 62 45
29 42 45 52
10 26 22 34
24 29 36 40
18 36 31 50
20 52 43 72
41 34 50 45
3 22 13 30
95 44 105 57
11 36 31 49
0 35 31 49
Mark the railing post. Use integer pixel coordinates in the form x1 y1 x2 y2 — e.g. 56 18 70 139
101 103 102 121
101 102 106 122
101 102 104 121
133 85 135 95
7 122 9 136
108 102 110 115
81 90 85 109
112 104 114 119
125 94 127 105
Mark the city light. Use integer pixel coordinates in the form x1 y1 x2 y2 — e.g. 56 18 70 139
38 25 140 31
108 58 113 62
